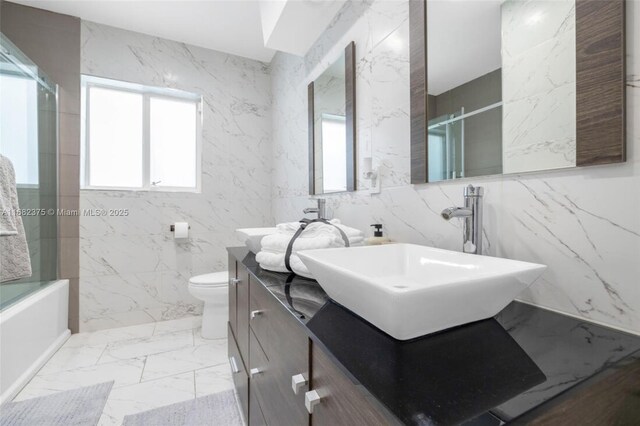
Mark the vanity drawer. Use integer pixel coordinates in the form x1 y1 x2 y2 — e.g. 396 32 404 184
250 282 310 425
236 266 250 364
249 278 308 361
228 324 249 423
248 329 271 424
310 342 400 426
249 385 267 426
250 328 308 426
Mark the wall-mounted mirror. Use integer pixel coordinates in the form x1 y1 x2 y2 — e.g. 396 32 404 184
410 0 626 184
308 42 356 194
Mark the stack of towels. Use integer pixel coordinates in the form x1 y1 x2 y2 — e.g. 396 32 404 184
256 219 364 278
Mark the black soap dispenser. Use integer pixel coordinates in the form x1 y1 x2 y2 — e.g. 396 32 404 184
366 224 391 245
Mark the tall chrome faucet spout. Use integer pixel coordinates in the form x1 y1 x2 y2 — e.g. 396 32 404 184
441 185 484 255
441 207 472 220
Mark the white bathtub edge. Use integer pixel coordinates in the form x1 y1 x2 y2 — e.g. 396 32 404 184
0 327 70 404
0 279 70 404
1 280 68 321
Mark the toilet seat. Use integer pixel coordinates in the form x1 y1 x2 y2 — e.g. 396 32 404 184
188 271 228 288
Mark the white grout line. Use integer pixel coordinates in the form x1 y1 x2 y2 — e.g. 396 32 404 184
95 344 109 366
193 371 197 398
139 356 148 384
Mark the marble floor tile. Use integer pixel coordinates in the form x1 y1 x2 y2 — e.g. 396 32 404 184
65 323 156 348
98 372 195 426
153 316 202 335
14 358 145 401
38 344 107 374
13 316 237 426
193 326 226 346
194 364 234 397
141 340 227 381
98 329 194 364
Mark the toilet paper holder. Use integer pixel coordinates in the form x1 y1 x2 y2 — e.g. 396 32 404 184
169 224 191 232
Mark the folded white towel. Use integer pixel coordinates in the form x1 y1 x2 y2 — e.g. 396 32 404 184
262 233 347 253
261 234 364 253
276 219 363 239
256 251 314 279
258 219 364 278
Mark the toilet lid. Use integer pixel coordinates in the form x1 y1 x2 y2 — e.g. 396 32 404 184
189 271 229 287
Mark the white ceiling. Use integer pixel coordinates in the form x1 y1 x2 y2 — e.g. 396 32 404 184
10 1 280 62
427 0 502 95
260 0 346 56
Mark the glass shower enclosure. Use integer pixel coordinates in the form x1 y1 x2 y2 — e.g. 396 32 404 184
428 109 465 182
427 101 503 182
0 33 58 310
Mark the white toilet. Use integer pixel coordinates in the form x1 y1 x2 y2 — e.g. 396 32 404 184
188 271 229 339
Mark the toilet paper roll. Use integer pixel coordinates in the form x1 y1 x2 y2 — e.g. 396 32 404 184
173 222 189 239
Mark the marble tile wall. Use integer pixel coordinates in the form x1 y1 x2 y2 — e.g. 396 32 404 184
79 22 272 331
502 0 577 173
271 0 640 335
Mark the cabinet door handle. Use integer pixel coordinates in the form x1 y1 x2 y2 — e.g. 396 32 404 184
250 310 263 319
291 373 308 395
229 356 240 374
250 367 262 377
231 278 241 285
304 390 322 414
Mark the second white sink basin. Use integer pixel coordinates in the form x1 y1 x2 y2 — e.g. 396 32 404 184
297 244 546 340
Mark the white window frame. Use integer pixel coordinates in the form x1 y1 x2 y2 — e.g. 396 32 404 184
81 75 202 193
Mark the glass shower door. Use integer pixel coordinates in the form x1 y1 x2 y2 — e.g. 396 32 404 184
0 33 58 310
428 110 464 182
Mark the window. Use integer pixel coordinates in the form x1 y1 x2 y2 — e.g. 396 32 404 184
82 76 201 191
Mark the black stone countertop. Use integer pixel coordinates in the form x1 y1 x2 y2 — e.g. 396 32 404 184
228 247 640 425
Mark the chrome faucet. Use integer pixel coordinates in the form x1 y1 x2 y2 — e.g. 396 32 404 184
441 185 484 255
303 198 326 219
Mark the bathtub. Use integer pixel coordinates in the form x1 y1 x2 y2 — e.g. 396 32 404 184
0 279 70 403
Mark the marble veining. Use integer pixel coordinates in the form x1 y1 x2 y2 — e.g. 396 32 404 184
270 0 640 335
502 0 577 174
80 21 273 331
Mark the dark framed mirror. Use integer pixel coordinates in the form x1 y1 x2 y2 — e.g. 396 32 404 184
308 41 356 194
410 0 626 184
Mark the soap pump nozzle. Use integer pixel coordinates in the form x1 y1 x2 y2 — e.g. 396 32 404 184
371 224 383 237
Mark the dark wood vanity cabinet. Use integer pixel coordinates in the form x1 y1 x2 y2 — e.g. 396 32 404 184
249 276 310 426
228 252 393 426
228 255 253 423
228 252 640 425
228 324 249 423
228 254 238 335
311 344 398 426
236 267 250 364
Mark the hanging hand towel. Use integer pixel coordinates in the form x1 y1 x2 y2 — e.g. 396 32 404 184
0 154 32 282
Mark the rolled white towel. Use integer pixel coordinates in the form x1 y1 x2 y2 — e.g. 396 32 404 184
261 233 364 253
256 251 313 279
256 250 288 272
348 236 365 246
277 219 363 239
261 233 344 253
258 219 364 279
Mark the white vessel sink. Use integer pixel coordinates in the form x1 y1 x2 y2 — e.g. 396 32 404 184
297 244 546 340
236 227 277 254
